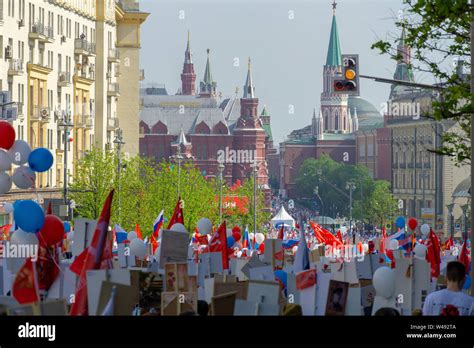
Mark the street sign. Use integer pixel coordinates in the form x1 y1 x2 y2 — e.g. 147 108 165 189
421 208 434 219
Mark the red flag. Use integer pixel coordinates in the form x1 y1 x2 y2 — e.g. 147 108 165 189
12 258 39 304
444 237 454 251
309 221 325 244
458 239 471 272
46 201 52 215
70 190 114 316
135 224 143 240
209 221 229 269
277 225 284 240
336 230 343 243
379 227 387 254
426 229 441 278
167 197 184 229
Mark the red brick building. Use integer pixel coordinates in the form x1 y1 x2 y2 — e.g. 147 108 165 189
278 4 386 198
139 34 275 196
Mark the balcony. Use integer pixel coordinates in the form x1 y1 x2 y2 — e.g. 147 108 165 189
399 163 406 169
31 106 51 123
74 114 86 128
8 59 24 75
108 48 120 63
58 71 71 87
107 117 119 130
107 83 120 97
115 66 121 77
85 115 94 129
29 22 54 43
74 38 96 56
139 69 145 81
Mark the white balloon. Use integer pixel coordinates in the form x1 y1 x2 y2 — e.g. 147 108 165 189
127 231 138 241
420 224 430 236
196 218 212 235
0 150 12 171
10 229 39 246
414 244 428 259
249 232 255 240
373 266 396 298
255 233 265 245
12 166 36 189
130 238 147 260
0 172 12 194
170 223 187 233
3 202 14 214
7 140 31 165
226 228 233 237
389 239 399 250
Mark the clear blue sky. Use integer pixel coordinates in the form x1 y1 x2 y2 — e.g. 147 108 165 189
139 0 426 144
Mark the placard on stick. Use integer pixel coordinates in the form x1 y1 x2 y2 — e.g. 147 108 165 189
161 292 197 316
72 218 97 256
263 239 283 269
247 280 280 305
159 230 189 267
324 280 349 316
211 291 237 315
97 281 139 315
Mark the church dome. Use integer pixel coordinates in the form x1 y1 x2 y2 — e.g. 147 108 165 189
348 96 382 122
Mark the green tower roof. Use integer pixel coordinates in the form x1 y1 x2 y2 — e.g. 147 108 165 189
325 14 342 66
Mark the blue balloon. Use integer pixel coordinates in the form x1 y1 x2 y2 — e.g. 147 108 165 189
13 200 45 233
13 200 23 209
227 236 235 247
395 216 405 229
28 148 53 172
275 270 287 288
64 222 71 233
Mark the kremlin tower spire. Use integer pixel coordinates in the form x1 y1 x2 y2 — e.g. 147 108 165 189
319 0 349 134
199 49 217 97
180 30 196 95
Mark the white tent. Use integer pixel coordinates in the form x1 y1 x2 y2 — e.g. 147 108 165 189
271 206 295 228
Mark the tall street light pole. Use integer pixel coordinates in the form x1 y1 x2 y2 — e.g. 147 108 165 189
113 128 125 221
346 182 356 241
253 162 258 236
58 110 73 218
217 161 225 223
170 148 184 200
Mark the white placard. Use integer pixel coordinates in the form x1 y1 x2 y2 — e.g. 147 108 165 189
248 265 274 281
72 218 97 256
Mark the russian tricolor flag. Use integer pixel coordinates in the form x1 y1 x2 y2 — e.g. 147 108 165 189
153 209 164 240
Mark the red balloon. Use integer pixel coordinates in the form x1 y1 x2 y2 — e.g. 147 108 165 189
232 226 241 234
232 232 241 242
408 218 418 231
0 121 15 150
258 243 265 253
38 215 65 246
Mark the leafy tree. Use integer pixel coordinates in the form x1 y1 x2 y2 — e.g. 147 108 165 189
69 148 268 236
372 0 473 165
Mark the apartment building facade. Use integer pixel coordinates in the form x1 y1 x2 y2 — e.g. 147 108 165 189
0 0 148 214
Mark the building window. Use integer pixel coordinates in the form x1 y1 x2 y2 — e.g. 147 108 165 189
359 143 365 158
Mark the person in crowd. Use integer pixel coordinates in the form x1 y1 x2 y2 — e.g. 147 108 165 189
422 261 474 316
374 307 400 316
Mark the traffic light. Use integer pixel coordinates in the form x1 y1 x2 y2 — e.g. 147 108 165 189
333 54 359 95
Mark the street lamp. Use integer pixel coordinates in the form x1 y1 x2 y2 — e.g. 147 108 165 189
446 203 455 239
461 204 469 240
346 181 356 239
314 186 325 227
421 171 429 224
217 160 225 223
113 128 125 221
252 161 259 237
169 148 184 200
57 110 74 209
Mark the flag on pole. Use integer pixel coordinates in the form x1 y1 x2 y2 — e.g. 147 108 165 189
277 225 284 240
458 239 471 273
380 227 387 254
167 197 184 229
135 224 142 240
293 218 310 273
70 190 114 316
426 228 441 278
12 258 39 304
209 221 229 269
151 209 164 253
36 244 60 291
114 224 128 244
46 201 52 215
336 230 343 243
242 225 250 249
